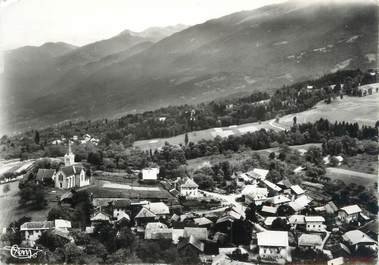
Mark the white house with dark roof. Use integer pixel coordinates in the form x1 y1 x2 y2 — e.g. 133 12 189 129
257 231 290 264
305 216 326 232
338 205 362 224
179 177 199 197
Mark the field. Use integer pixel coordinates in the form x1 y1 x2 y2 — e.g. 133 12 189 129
340 153 378 175
278 85 379 129
134 84 379 151
0 181 63 229
134 119 278 151
325 167 378 186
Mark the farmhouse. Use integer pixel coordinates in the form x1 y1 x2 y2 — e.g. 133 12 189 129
257 231 290 264
112 200 131 222
305 216 326 232
338 205 362 224
298 234 323 250
179 177 199 197
144 222 170 239
21 219 71 246
245 187 269 205
141 167 160 182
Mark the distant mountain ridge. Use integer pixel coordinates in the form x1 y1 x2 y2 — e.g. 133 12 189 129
2 1 377 135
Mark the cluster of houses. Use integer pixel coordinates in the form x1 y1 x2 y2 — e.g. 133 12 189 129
52 134 100 146
21 151 378 264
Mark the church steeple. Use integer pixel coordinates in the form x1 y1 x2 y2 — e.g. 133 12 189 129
64 140 75 166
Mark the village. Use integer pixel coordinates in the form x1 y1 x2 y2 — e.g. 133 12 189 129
1 128 376 265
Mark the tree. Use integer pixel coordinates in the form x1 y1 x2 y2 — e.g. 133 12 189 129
34 130 40 145
63 242 85 264
116 227 135 252
269 152 276 160
271 218 289 231
18 183 47 210
36 231 66 251
193 174 215 190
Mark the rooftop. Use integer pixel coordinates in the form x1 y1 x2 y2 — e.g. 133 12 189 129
305 216 325 223
257 231 289 247
340 205 362 215
298 234 323 246
342 230 376 246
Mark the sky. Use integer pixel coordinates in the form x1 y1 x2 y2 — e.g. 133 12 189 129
0 0 288 50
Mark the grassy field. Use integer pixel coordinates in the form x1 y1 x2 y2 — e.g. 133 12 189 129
341 154 378 175
325 167 378 186
0 181 63 229
134 84 379 151
277 87 379 129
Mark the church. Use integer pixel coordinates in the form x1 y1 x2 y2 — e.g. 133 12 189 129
54 142 90 189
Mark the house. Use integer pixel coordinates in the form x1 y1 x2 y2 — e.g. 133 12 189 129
20 219 71 246
193 217 213 228
141 167 159 182
135 202 170 226
245 187 269 205
338 205 362 224
290 185 305 196
90 212 112 226
262 180 282 194
257 231 290 264
183 227 208 241
261 205 278 216
178 235 204 255
172 229 185 244
112 200 131 222
267 195 290 206
179 177 199 197
288 215 305 226
54 164 89 189
288 195 312 212
314 201 338 214
305 216 326 232
36 168 56 184
144 222 170 239
342 230 377 251
298 234 323 250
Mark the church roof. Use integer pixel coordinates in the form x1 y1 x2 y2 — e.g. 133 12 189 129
61 165 84 177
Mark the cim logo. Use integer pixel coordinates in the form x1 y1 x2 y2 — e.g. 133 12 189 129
2 245 42 259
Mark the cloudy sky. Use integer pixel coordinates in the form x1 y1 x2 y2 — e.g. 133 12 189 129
0 0 288 50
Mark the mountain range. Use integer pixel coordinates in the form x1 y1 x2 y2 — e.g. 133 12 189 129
1 1 377 134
